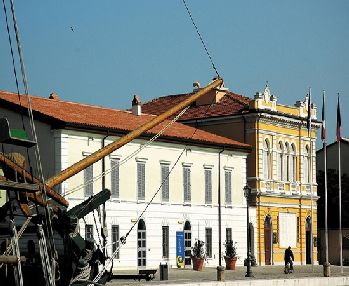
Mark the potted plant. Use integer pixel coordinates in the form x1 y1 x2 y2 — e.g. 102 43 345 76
191 239 205 271
224 240 238 270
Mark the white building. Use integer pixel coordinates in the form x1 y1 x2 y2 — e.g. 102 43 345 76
0 90 252 269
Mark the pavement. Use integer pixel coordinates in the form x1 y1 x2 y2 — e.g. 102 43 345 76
106 265 349 286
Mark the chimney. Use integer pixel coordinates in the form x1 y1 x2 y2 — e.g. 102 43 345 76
132 95 142 116
195 78 227 106
193 81 201 91
49 92 60 100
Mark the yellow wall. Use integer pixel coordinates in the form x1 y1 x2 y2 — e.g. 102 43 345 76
256 196 317 265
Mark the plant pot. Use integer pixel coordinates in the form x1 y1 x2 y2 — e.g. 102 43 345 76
191 256 205 271
224 256 237 270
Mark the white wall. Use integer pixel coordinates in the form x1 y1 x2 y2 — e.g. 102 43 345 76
62 129 253 269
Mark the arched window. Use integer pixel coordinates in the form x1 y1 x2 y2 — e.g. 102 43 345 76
137 219 146 267
304 145 310 183
285 142 290 181
290 144 296 182
277 141 284 181
263 139 271 180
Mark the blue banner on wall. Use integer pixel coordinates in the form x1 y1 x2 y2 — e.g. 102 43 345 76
176 231 185 268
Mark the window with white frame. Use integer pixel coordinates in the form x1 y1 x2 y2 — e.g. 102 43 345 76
285 142 290 181
162 226 169 258
225 169 232 205
204 168 212 205
304 145 310 183
205 228 212 258
277 141 284 181
137 161 146 200
226 227 232 242
111 158 120 198
263 139 271 180
183 166 191 204
290 144 296 182
161 163 170 202
84 165 93 197
112 225 120 259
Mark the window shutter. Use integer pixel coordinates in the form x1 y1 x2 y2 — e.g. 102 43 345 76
205 169 212 204
111 159 120 198
225 170 231 204
161 165 169 202
137 162 145 200
84 165 93 197
183 167 191 202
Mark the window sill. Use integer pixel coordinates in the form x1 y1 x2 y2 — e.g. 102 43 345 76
183 202 191 206
161 201 170 205
137 199 146 204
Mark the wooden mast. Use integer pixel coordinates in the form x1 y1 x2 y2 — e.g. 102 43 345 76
45 78 223 189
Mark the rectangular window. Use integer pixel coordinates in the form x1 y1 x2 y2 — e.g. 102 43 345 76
84 165 93 197
112 225 120 259
225 170 232 205
162 226 169 258
183 167 191 203
205 169 212 205
226 228 232 242
111 158 120 198
205 228 212 258
137 162 145 200
85 224 93 240
161 164 170 202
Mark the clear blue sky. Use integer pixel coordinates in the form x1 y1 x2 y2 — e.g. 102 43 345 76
0 0 348 148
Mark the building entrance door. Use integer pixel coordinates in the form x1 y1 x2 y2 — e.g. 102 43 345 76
264 215 272 265
306 216 312 264
184 221 192 266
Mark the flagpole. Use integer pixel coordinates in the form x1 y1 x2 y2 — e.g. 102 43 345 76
322 91 330 277
339 138 342 273
307 88 314 272
337 93 343 273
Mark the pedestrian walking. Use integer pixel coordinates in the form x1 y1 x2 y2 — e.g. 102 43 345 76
284 246 294 273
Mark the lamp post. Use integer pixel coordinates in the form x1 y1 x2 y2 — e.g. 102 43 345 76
244 185 253 278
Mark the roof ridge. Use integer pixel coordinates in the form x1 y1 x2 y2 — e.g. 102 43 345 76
225 91 251 106
0 90 135 115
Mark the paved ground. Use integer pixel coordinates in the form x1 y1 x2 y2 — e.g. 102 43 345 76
106 265 349 285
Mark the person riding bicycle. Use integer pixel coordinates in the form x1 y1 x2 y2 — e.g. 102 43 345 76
284 246 294 273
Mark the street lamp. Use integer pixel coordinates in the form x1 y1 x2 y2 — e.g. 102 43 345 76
243 185 254 278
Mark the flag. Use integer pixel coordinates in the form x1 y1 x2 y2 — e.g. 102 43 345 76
321 91 326 141
337 94 341 142
306 88 312 132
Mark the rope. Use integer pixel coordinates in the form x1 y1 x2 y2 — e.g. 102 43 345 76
182 0 220 78
9 0 58 275
70 263 91 284
37 224 55 286
10 220 23 286
92 210 102 247
1 0 26 132
64 105 190 197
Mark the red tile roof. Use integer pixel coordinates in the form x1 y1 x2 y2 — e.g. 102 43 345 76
142 90 251 120
0 90 251 152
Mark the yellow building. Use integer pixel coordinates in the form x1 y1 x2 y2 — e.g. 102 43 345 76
143 81 320 265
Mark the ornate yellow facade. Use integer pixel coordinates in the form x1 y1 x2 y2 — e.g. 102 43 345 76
142 82 321 266
243 86 320 265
